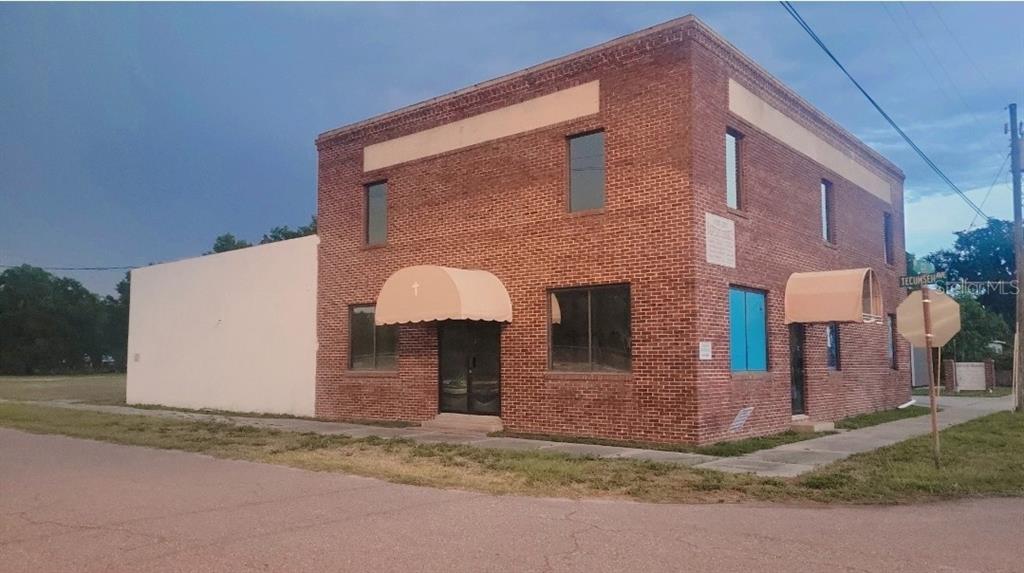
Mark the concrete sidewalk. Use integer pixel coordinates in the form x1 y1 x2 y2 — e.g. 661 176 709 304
695 395 1013 477
4 394 1010 477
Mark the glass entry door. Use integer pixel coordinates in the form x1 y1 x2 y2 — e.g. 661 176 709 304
789 324 807 415
439 322 500 415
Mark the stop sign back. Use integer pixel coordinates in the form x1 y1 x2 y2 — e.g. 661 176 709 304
896 289 961 348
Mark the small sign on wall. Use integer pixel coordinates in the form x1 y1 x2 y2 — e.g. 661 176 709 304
729 407 754 433
705 213 736 268
698 341 713 360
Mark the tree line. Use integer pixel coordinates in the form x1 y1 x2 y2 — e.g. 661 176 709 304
918 218 1014 365
0 215 1013 374
0 217 316 375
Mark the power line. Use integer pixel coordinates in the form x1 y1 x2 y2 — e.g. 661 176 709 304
927 2 998 95
897 2 984 129
968 152 1010 229
0 264 137 271
879 3 957 114
779 1 991 223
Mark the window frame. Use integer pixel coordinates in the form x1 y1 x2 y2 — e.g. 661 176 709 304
348 304 398 371
887 314 898 370
729 285 769 373
567 130 606 213
364 180 388 246
821 179 834 243
826 322 842 371
725 128 743 209
547 283 631 373
883 212 894 265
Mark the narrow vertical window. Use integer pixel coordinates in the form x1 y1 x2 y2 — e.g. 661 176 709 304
826 322 841 371
821 180 833 242
883 212 894 265
349 305 398 370
729 286 767 372
725 129 742 209
365 181 388 245
887 314 898 370
568 131 605 211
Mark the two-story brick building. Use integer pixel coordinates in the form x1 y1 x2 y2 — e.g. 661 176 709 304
314 15 910 445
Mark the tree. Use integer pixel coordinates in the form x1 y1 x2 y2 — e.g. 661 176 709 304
206 216 317 255
208 233 252 254
102 272 130 371
260 215 317 244
925 218 1015 326
0 265 108 374
948 293 1012 363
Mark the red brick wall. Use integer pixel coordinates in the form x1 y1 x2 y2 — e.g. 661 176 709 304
686 36 910 443
315 17 910 444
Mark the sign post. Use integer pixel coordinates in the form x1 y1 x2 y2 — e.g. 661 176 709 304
896 287 961 469
921 286 940 468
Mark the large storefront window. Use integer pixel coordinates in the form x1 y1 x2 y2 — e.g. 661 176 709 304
549 285 630 372
349 305 397 370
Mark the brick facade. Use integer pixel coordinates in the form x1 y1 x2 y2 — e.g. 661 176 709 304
315 16 911 445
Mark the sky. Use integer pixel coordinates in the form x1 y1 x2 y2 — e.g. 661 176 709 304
1 2 1022 294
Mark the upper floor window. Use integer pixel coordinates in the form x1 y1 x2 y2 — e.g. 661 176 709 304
826 322 841 370
350 305 398 370
821 179 834 243
549 284 630 372
365 181 388 245
883 212 894 265
568 131 605 211
729 286 767 372
725 129 742 209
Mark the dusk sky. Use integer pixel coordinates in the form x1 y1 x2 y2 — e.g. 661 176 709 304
2 2 1022 294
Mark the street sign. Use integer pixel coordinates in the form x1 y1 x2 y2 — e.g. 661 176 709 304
899 271 946 289
896 289 961 348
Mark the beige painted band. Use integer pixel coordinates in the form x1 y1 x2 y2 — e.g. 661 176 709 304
728 79 893 204
363 81 600 172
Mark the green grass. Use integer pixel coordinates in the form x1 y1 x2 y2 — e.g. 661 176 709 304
912 387 1011 398
3 401 1022 504
797 411 1024 502
0 374 125 405
836 405 931 430
490 429 835 457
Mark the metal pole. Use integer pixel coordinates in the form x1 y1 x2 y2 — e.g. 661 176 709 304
922 285 941 468
1011 103 1024 413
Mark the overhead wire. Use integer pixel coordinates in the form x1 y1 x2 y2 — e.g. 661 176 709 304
779 1 991 223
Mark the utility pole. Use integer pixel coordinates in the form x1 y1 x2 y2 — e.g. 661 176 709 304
1011 103 1024 413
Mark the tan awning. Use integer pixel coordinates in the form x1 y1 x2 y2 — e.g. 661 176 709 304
784 268 883 324
375 265 513 326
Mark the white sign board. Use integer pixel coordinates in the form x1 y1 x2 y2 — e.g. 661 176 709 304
705 213 736 268
698 341 713 360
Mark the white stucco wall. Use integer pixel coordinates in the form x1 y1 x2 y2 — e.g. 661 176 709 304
127 236 318 416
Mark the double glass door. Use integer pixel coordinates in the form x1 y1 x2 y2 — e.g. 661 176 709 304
439 322 500 415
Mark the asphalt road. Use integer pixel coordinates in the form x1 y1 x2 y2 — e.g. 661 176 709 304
2 428 1021 573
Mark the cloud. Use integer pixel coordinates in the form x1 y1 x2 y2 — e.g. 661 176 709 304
905 181 1012 256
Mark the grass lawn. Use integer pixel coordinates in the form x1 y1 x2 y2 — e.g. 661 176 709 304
835 405 931 430
912 387 1012 398
2 401 1022 504
0 374 125 405
491 429 834 457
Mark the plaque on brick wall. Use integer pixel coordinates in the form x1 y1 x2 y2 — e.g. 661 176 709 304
705 213 736 268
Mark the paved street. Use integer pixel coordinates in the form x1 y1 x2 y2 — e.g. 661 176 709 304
2 428 1022 573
